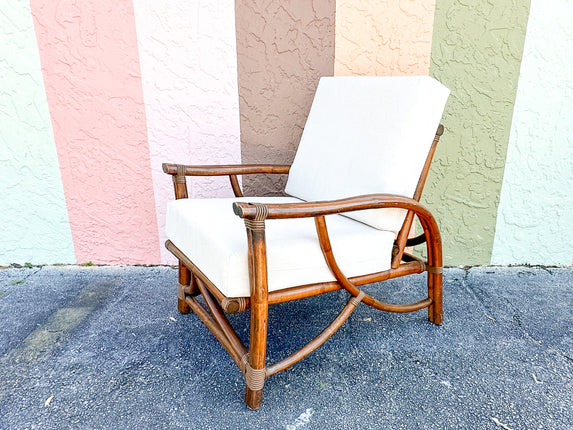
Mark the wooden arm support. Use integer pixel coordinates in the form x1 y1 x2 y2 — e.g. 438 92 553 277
162 163 290 198
233 193 442 282
233 193 433 221
235 194 443 326
162 163 290 176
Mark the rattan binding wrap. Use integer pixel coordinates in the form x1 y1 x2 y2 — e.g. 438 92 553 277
173 164 187 183
242 355 266 391
244 203 269 231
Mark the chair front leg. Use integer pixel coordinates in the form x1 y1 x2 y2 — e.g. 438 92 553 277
418 212 443 325
428 271 443 325
243 214 269 409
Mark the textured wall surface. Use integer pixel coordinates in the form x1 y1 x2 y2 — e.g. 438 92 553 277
2 0 571 267
235 0 336 195
0 0 75 265
31 0 161 264
335 0 436 76
427 0 531 266
133 0 241 263
492 0 573 266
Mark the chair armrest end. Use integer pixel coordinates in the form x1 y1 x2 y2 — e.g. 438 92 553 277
233 202 245 218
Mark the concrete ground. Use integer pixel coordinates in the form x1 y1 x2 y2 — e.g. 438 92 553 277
0 266 571 429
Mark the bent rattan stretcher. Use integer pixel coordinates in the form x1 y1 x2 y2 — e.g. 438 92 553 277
163 76 450 409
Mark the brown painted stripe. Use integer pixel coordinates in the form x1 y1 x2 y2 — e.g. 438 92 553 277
235 1 336 195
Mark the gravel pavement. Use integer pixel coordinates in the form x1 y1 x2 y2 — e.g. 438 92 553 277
0 266 571 429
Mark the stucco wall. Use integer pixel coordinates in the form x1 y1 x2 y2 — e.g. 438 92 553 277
1 0 571 267
492 0 573 266
427 0 531 266
335 0 436 76
235 0 336 195
0 0 75 264
133 0 241 264
30 0 161 265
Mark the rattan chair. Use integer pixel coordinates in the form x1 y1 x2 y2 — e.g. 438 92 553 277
163 76 450 409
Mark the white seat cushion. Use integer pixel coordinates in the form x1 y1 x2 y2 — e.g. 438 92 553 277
285 76 450 233
166 197 395 298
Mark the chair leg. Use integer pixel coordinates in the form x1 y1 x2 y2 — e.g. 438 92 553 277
243 227 269 409
177 262 191 314
243 269 269 409
245 386 263 410
244 302 268 409
428 272 443 325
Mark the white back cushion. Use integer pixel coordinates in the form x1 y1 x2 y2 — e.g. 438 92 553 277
285 76 450 233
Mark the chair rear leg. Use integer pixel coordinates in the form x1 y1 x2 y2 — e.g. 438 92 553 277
428 272 443 325
177 262 191 314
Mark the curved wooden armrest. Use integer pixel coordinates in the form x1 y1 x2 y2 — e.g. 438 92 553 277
234 194 443 297
162 163 290 177
233 193 434 220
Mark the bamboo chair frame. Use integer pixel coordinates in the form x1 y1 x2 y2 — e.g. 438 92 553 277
162 125 444 409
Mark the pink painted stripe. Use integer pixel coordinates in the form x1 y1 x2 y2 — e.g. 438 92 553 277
31 0 161 264
133 0 242 264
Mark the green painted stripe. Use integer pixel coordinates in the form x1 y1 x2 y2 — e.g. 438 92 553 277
492 0 573 266
0 1 75 265
426 0 531 266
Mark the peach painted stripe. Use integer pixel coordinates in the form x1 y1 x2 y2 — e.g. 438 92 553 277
31 0 161 264
133 0 242 264
335 0 437 76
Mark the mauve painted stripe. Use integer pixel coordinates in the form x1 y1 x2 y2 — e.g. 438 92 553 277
0 0 75 265
235 0 336 195
31 0 161 264
133 0 241 264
